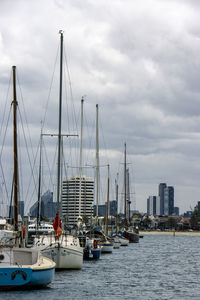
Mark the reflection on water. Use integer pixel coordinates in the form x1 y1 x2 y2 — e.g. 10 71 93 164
1 235 200 299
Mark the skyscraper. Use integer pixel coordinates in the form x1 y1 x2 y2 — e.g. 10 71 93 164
62 175 94 227
164 186 174 215
158 183 167 215
29 190 56 219
147 196 160 215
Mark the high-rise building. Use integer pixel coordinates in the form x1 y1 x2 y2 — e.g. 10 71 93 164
147 196 156 215
147 196 160 215
93 200 117 217
29 190 56 219
41 190 56 219
164 186 174 215
159 183 167 215
62 175 94 227
9 201 24 219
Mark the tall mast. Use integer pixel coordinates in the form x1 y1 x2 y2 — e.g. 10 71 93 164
57 30 64 215
106 164 110 237
127 168 131 224
95 104 99 220
79 97 84 217
115 173 119 233
37 125 42 229
124 142 127 222
12 66 18 232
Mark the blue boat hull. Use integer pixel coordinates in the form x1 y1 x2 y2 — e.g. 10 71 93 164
91 248 101 260
0 267 55 290
83 248 101 260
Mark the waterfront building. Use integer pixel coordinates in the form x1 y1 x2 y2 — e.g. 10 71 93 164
158 183 167 215
62 175 94 227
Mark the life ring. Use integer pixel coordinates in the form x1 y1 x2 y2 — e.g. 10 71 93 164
11 270 27 280
93 240 98 249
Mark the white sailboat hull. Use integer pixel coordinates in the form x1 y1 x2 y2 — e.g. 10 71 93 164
118 236 129 246
35 235 83 269
99 242 113 253
42 244 83 269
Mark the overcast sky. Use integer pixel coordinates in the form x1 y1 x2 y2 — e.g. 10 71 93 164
1 0 200 215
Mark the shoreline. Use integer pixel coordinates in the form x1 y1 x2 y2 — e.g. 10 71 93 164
140 231 200 236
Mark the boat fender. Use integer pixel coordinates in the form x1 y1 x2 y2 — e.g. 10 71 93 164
11 270 27 280
23 226 26 239
93 240 98 249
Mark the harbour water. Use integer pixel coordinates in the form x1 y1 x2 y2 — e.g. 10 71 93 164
1 234 200 299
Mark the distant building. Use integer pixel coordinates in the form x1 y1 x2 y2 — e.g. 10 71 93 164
94 200 117 217
62 175 94 227
159 183 167 215
147 196 156 215
18 201 24 219
29 190 56 220
147 196 160 215
9 201 24 219
41 190 56 219
183 211 193 218
164 186 174 215
174 207 179 216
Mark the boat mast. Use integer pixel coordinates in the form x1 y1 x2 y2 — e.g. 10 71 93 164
79 97 84 218
127 168 131 224
37 125 42 230
115 173 119 233
105 164 110 237
124 142 127 224
12 66 18 232
96 104 100 222
57 30 64 215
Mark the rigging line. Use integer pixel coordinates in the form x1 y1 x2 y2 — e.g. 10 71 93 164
17 127 23 204
62 67 78 176
83 105 94 169
42 45 59 130
46 139 58 191
64 46 78 133
24 137 40 212
18 107 38 202
27 185 37 214
99 119 109 166
0 104 12 204
16 72 36 167
42 139 55 190
42 140 52 190
0 71 11 138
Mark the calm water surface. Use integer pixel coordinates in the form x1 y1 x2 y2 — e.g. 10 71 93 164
1 235 200 299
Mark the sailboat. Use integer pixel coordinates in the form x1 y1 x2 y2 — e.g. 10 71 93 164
122 143 139 243
36 31 83 269
77 98 101 260
95 106 113 253
0 66 55 290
